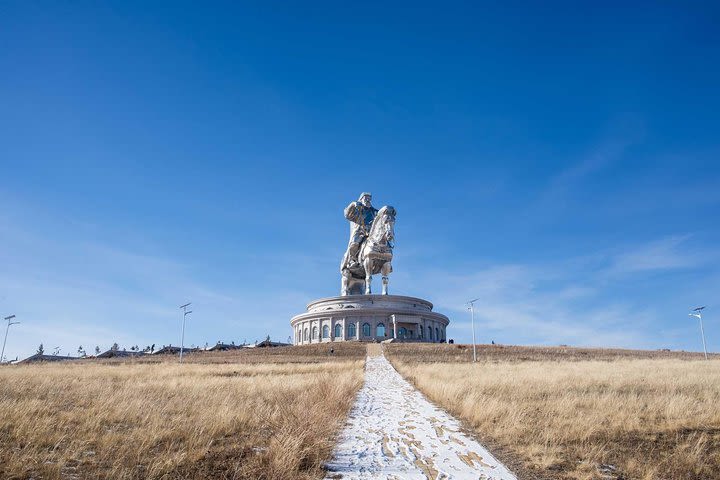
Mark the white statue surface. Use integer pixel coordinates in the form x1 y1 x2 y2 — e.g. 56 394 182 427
340 193 395 295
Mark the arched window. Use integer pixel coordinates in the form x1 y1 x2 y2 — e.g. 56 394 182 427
436 327 439 342
399 327 407 339
376 323 386 337
322 325 330 338
312 326 318 340
419 325 424 338
348 322 356 338
429 327 433 341
362 323 371 337
334 323 342 338
304 328 308 341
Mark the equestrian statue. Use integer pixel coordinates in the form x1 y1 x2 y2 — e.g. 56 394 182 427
340 192 396 296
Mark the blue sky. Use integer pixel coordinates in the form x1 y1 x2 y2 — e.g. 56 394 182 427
1 2 719 359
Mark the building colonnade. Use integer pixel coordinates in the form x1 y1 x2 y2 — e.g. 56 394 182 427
293 316 446 344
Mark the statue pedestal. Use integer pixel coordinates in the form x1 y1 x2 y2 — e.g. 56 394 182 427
290 295 449 345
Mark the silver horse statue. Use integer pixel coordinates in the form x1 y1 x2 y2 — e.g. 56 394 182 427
342 206 396 295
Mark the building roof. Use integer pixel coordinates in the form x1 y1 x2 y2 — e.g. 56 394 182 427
153 345 199 355
207 342 244 351
18 353 77 364
247 339 291 348
95 349 147 358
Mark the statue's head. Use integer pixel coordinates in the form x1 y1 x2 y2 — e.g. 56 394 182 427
358 192 372 207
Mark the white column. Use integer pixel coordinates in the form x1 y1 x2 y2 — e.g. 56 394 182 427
356 320 360 340
393 315 397 339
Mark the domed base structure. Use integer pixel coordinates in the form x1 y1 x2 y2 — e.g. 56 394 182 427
290 295 449 345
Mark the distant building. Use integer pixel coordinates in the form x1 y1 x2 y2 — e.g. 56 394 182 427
95 349 147 359
207 342 244 351
247 339 291 348
19 353 77 364
153 345 199 355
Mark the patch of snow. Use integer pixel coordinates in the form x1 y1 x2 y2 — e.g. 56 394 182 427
325 353 517 479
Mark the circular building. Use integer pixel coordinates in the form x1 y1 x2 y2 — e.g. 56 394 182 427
291 294 449 344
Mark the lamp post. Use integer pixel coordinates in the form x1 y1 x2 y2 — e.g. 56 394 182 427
466 298 479 362
1 315 19 363
179 303 192 363
689 306 708 360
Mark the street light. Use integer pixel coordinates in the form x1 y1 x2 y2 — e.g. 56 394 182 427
689 306 708 360
466 298 479 362
179 303 192 363
1 315 20 363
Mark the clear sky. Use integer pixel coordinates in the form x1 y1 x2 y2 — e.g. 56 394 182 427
1 1 719 360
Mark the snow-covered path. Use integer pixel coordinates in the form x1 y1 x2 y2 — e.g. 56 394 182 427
325 348 517 480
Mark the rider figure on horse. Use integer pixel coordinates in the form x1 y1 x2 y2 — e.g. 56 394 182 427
341 192 378 272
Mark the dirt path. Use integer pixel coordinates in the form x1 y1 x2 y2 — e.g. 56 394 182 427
325 345 517 480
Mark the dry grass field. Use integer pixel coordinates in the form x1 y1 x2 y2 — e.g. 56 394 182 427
0 344 365 480
387 343 720 480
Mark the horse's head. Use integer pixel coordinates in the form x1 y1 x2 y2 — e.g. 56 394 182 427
370 206 395 247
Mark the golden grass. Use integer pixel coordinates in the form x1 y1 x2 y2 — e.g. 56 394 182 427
0 350 364 480
388 344 720 480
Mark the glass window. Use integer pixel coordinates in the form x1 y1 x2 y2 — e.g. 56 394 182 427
399 327 407 338
436 327 439 342
322 325 329 338
334 323 342 338
362 323 371 336
429 327 433 340
376 323 386 337
312 326 318 339
419 325 424 338
304 328 308 341
348 322 356 338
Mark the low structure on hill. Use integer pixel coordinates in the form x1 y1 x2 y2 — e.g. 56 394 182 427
153 345 199 355
249 339 291 348
207 342 244 351
95 349 147 359
19 353 77 364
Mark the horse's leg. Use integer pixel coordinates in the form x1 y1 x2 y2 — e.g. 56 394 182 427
341 270 349 296
364 257 372 295
381 261 391 295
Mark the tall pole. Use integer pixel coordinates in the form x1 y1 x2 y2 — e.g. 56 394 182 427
179 303 191 363
467 298 479 362
689 307 708 360
699 311 708 360
1 315 19 363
